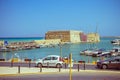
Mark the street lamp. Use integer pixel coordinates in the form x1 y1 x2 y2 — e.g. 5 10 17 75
59 34 62 58
59 42 62 58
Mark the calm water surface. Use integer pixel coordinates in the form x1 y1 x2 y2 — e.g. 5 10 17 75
0 37 119 62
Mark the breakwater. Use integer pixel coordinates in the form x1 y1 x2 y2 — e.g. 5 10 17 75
0 41 40 52
0 39 62 52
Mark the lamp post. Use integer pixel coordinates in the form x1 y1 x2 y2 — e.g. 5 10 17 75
59 35 62 58
59 42 62 58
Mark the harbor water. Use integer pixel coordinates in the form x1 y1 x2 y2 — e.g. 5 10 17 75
0 37 119 62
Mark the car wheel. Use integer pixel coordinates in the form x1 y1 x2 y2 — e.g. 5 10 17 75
56 63 61 68
102 65 107 69
37 63 42 67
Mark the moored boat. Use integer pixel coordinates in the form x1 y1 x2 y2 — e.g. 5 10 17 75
0 46 11 52
111 39 120 45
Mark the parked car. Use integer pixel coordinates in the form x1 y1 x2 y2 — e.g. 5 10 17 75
97 57 120 69
36 55 64 68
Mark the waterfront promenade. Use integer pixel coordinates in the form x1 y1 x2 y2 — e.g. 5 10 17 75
0 61 120 80
0 66 120 80
0 61 119 75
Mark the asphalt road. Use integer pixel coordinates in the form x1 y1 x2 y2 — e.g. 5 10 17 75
0 71 120 80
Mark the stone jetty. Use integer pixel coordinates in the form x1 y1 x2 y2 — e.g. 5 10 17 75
0 39 61 52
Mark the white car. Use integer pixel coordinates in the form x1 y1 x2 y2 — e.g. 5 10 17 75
36 55 64 68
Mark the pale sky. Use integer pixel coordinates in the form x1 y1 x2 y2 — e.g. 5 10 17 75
0 0 120 37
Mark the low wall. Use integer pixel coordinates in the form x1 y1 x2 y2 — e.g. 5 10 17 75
34 39 61 45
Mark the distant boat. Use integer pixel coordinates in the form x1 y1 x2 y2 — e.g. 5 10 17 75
80 49 95 56
94 47 120 57
0 46 11 52
111 39 120 45
35 45 40 48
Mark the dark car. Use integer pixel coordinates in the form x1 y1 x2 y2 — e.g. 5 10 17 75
97 57 120 69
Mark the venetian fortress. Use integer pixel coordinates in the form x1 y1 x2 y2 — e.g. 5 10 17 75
35 30 100 45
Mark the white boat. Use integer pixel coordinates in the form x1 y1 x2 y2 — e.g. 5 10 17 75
97 51 111 57
98 47 120 57
0 46 11 52
111 39 120 45
111 47 120 53
80 49 95 56
91 48 106 57
80 49 88 55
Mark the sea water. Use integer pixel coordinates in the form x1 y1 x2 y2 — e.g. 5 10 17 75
0 37 119 62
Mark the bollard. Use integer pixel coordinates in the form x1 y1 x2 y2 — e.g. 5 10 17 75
59 66 61 72
40 66 42 72
47 62 49 68
29 61 31 68
65 63 67 69
18 65 20 74
78 64 80 72
84 61 86 70
11 61 13 67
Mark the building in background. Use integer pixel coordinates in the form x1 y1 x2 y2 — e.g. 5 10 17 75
80 33 87 42
45 30 100 43
87 33 100 43
45 30 82 43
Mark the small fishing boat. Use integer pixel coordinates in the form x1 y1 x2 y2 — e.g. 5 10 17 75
111 39 120 45
0 46 11 52
35 45 40 48
97 47 120 57
95 51 110 57
80 49 88 55
91 49 106 57
80 49 95 56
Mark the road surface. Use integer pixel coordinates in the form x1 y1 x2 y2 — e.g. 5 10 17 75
0 70 120 80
